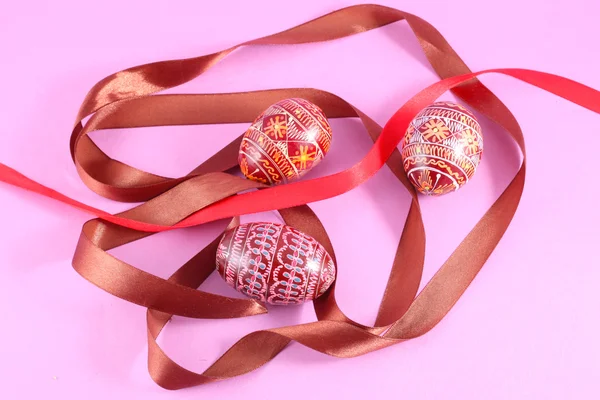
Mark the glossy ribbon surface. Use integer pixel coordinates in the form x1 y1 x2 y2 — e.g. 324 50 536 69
0 4 598 390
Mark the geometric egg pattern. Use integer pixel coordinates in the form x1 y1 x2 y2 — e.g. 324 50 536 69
238 98 332 185
400 101 484 196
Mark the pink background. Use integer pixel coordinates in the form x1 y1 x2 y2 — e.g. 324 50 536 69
1 0 599 398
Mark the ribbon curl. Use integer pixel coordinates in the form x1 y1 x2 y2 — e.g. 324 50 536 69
0 4 598 390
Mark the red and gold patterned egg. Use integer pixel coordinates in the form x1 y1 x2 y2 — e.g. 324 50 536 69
216 222 336 305
238 98 332 185
400 101 483 196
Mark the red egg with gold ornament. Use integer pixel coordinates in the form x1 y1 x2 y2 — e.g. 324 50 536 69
238 98 332 185
400 101 484 195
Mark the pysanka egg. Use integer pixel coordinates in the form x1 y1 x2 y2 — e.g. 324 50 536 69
216 222 336 305
400 101 483 196
238 98 332 185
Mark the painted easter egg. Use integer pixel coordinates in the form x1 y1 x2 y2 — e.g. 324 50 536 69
216 222 336 305
238 98 332 185
400 101 483 196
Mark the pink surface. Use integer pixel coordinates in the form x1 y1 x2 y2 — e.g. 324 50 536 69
1 0 599 398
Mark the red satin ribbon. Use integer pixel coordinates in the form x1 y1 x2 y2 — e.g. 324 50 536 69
1 4 598 391
3 69 597 232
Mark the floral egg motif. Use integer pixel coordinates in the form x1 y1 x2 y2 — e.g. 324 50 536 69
400 101 484 196
238 98 332 185
216 222 336 305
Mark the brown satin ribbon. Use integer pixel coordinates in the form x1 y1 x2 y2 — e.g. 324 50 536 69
69 4 528 389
